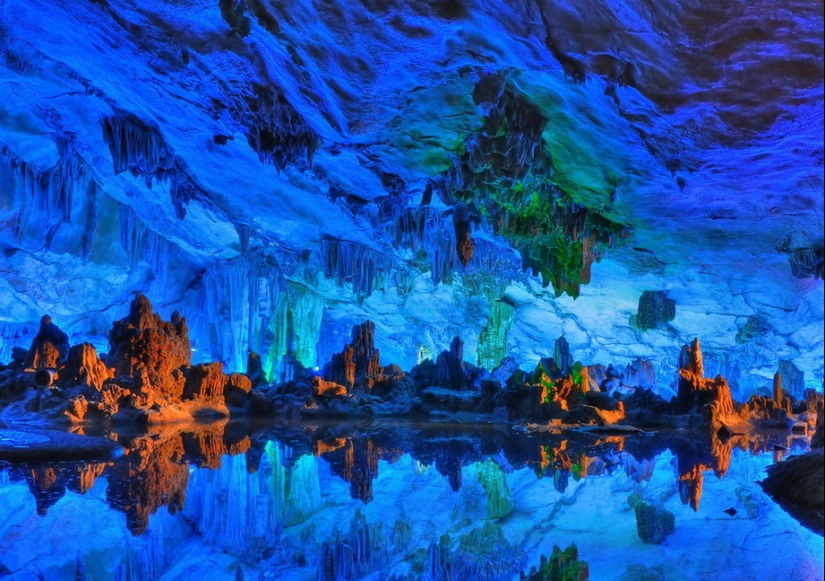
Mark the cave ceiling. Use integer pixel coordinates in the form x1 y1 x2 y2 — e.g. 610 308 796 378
0 0 822 390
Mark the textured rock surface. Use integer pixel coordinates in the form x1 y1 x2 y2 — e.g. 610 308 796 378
634 501 676 545
108 294 191 401
0 0 821 399
759 421 825 534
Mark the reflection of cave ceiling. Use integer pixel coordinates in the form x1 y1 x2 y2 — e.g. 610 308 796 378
0 0 822 392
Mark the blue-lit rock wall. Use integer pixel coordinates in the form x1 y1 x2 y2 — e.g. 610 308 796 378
0 0 822 395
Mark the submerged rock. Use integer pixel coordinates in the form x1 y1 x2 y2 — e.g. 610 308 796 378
634 501 675 544
520 544 589 581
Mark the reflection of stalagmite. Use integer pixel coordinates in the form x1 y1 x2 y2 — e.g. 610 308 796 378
26 466 66 516
317 510 389 581
265 442 322 527
181 424 251 469
476 460 514 519
678 465 705 511
710 436 734 478
322 437 379 502
106 434 189 536
66 462 108 495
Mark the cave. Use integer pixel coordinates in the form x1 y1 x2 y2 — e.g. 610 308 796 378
0 0 822 579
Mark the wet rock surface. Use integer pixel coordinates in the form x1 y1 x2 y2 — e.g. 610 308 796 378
760 421 825 534
0 428 119 461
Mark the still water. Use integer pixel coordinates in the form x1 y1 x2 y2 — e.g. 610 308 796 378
0 421 822 581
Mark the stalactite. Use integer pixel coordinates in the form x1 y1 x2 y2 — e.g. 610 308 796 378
101 113 199 219
241 87 319 171
320 238 393 298
201 259 251 372
0 321 36 365
0 144 99 254
266 281 325 382
118 204 173 283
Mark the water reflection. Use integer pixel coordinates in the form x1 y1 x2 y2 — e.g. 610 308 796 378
1 421 252 535
0 422 821 580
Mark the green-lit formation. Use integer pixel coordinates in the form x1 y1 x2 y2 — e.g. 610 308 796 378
442 77 628 298
477 301 516 370
521 544 589 581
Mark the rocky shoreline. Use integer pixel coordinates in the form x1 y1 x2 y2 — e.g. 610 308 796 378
1 294 821 443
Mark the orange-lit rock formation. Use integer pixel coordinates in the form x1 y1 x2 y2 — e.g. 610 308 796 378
108 293 191 400
675 338 743 432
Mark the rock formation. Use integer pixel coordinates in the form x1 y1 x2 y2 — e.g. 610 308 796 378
58 344 115 392
520 544 589 581
634 500 675 544
108 294 191 400
0 294 259 424
635 291 676 331
0 306 821 444
319 437 380 503
26 316 70 369
759 421 825 535
436 336 468 391
322 321 381 391
674 338 741 432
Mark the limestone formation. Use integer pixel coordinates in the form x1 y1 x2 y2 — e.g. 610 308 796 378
0 293 262 424
311 376 348 398
58 344 114 391
553 336 574 376
320 437 379 502
435 336 468 391
520 544 589 581
759 421 825 534
323 321 380 390
634 501 675 544
26 315 70 369
246 351 267 387
674 338 742 431
183 362 228 401
225 373 253 407
778 359 805 398
635 291 676 331
108 293 191 400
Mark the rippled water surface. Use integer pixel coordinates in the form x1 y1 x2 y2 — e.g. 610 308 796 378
0 421 822 580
